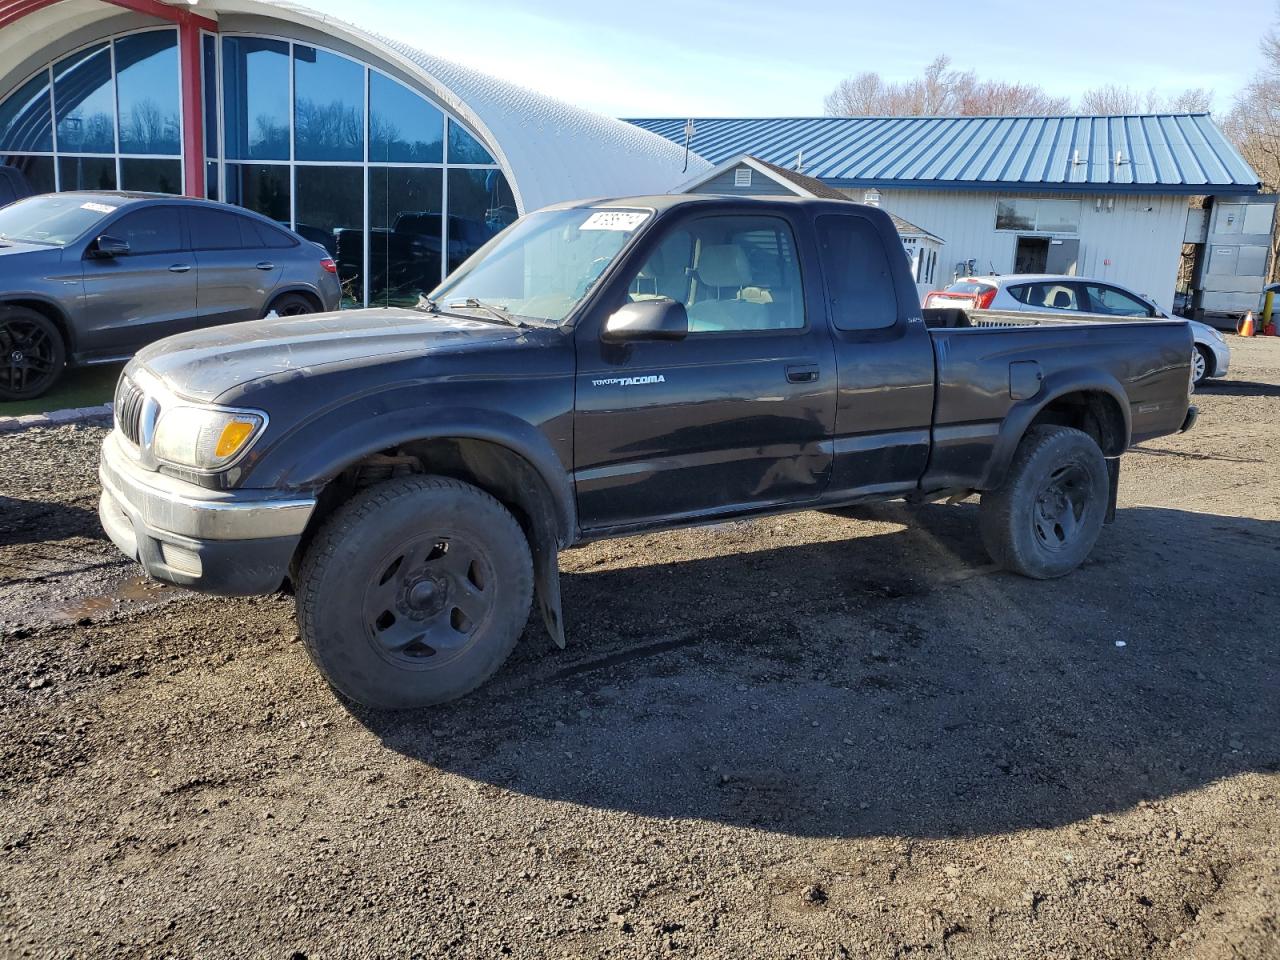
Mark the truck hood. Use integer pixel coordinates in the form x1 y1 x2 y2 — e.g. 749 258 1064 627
134 308 529 403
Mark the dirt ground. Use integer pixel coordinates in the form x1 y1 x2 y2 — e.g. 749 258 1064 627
1 339 1278 960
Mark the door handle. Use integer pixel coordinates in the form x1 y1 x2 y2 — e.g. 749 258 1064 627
785 364 820 384
255 261 275 271
168 264 191 273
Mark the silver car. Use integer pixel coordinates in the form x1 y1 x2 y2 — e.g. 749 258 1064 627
925 274 1230 386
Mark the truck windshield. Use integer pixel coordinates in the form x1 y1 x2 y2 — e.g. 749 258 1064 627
0 194 119 246
430 208 651 324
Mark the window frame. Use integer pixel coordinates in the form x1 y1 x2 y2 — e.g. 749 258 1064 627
617 212 811 338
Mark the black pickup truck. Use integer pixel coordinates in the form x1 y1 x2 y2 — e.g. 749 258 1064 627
99 195 1197 708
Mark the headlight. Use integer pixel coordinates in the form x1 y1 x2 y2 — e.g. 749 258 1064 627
152 405 266 471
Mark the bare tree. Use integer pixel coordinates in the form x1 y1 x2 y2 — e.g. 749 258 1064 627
824 55 1070 117
1224 8 1280 282
1078 84 1214 114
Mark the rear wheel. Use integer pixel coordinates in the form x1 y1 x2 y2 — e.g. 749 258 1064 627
0 307 66 401
979 426 1108 579
296 475 533 709
265 292 317 318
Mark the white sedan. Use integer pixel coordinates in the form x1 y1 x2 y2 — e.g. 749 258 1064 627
924 275 1230 386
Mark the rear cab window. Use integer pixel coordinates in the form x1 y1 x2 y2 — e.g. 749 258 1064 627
815 214 898 331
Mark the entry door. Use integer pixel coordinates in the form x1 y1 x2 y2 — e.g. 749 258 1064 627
573 213 836 530
79 206 196 354
188 207 281 325
1046 238 1079 275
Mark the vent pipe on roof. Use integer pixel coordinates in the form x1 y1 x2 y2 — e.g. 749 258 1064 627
795 151 804 173
1073 149 1083 165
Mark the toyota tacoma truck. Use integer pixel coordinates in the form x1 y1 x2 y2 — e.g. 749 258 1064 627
98 195 1198 709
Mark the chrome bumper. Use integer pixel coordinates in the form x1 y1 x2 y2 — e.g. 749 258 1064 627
98 431 316 595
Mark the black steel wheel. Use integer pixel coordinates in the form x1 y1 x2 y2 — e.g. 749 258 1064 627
297 475 533 709
364 532 499 671
979 425 1108 579
0 308 66 401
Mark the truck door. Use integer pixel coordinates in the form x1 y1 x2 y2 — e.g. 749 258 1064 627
573 211 836 530
814 213 935 495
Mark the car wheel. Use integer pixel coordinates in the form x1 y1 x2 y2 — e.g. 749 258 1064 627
265 293 317 318
296 475 534 710
979 425 1108 580
0 307 66 402
1192 345 1210 385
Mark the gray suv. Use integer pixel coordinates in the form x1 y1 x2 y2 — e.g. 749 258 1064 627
0 192 343 401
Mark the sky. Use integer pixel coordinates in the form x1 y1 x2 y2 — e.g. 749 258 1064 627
299 0 1276 118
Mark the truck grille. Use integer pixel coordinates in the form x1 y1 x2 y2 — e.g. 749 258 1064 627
114 376 146 446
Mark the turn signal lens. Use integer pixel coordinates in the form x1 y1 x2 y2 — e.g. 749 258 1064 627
215 420 257 458
320 257 338 274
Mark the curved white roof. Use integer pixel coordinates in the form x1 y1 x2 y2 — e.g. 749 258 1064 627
210 0 711 212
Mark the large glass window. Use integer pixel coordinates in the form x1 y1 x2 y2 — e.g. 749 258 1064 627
225 163 289 222
369 167 443 307
294 46 364 162
448 119 494 164
202 35 514 307
222 37 290 161
447 169 516 273
120 158 182 194
2 155 55 195
58 155 115 191
995 198 1081 233
0 72 53 153
53 44 116 155
202 34 218 161
114 32 180 155
296 165 363 306
369 71 443 164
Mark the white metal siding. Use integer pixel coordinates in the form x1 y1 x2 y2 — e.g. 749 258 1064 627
844 188 1189 311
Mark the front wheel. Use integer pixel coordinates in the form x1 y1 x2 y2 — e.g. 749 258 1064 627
0 307 66 401
979 426 1108 579
296 475 534 709
1192 345 1210 386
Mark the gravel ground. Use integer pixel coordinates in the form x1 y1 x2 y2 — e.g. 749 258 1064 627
1 339 1278 959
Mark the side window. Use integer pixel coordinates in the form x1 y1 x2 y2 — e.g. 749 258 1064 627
1013 282 1080 311
1083 284 1153 317
189 208 245 250
626 215 805 333
109 207 182 255
235 215 265 249
815 215 897 331
252 219 296 249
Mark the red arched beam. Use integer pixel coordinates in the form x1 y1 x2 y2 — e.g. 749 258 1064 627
0 0 219 197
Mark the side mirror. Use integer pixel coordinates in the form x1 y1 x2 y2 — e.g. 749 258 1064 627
603 298 688 343
92 234 129 258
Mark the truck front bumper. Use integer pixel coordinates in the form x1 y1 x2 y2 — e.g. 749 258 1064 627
98 432 316 595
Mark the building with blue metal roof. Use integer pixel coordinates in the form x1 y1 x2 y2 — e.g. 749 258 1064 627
633 114 1271 315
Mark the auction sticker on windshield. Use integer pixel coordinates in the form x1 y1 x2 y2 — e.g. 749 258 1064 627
581 211 648 232
80 202 117 214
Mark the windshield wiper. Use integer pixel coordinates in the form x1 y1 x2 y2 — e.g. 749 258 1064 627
446 298 538 329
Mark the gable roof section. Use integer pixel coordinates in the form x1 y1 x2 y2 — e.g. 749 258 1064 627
676 154 941 240
630 115 1261 195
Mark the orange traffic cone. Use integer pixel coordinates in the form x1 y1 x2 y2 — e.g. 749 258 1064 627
1239 311 1256 337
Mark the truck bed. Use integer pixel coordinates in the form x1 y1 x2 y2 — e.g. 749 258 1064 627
920 307 1194 492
